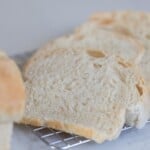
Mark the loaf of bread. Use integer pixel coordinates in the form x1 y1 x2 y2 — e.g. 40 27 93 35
22 47 149 143
0 50 25 149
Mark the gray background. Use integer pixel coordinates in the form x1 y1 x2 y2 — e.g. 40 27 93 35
0 0 149 150
0 0 149 55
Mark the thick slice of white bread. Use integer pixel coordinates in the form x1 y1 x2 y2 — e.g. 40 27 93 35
0 51 26 122
90 11 150 94
0 123 13 150
28 26 144 67
22 48 149 143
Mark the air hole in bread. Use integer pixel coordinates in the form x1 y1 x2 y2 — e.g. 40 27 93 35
55 95 59 99
118 61 131 68
99 18 114 25
112 105 116 110
75 34 84 40
65 85 72 91
136 84 143 96
109 128 113 133
115 27 133 37
93 63 102 69
82 101 87 106
146 34 150 39
87 50 105 58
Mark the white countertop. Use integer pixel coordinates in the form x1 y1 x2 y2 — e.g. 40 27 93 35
0 0 149 149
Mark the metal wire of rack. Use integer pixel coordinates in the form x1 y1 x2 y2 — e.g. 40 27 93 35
29 126 91 150
28 121 150 150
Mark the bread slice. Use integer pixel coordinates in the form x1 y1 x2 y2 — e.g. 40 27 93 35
90 11 150 95
0 123 13 150
27 26 144 68
22 48 149 143
0 51 26 122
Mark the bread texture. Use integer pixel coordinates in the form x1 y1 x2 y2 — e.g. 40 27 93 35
27 25 144 67
0 123 13 150
22 48 149 143
0 51 26 122
90 11 150 95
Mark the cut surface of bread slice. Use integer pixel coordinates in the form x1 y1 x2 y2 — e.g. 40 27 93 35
22 48 149 143
90 11 150 94
0 123 13 150
0 51 26 122
27 25 144 67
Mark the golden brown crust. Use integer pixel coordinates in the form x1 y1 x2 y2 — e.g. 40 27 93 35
21 118 42 126
0 52 26 122
21 116 125 143
90 11 150 24
21 117 105 142
46 121 93 139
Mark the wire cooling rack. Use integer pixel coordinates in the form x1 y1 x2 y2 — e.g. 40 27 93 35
28 124 144 150
29 125 91 150
28 121 150 150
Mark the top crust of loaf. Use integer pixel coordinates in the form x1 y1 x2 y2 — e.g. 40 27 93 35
0 51 26 122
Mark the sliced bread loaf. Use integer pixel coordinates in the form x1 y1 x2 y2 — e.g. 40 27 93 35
22 48 149 143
